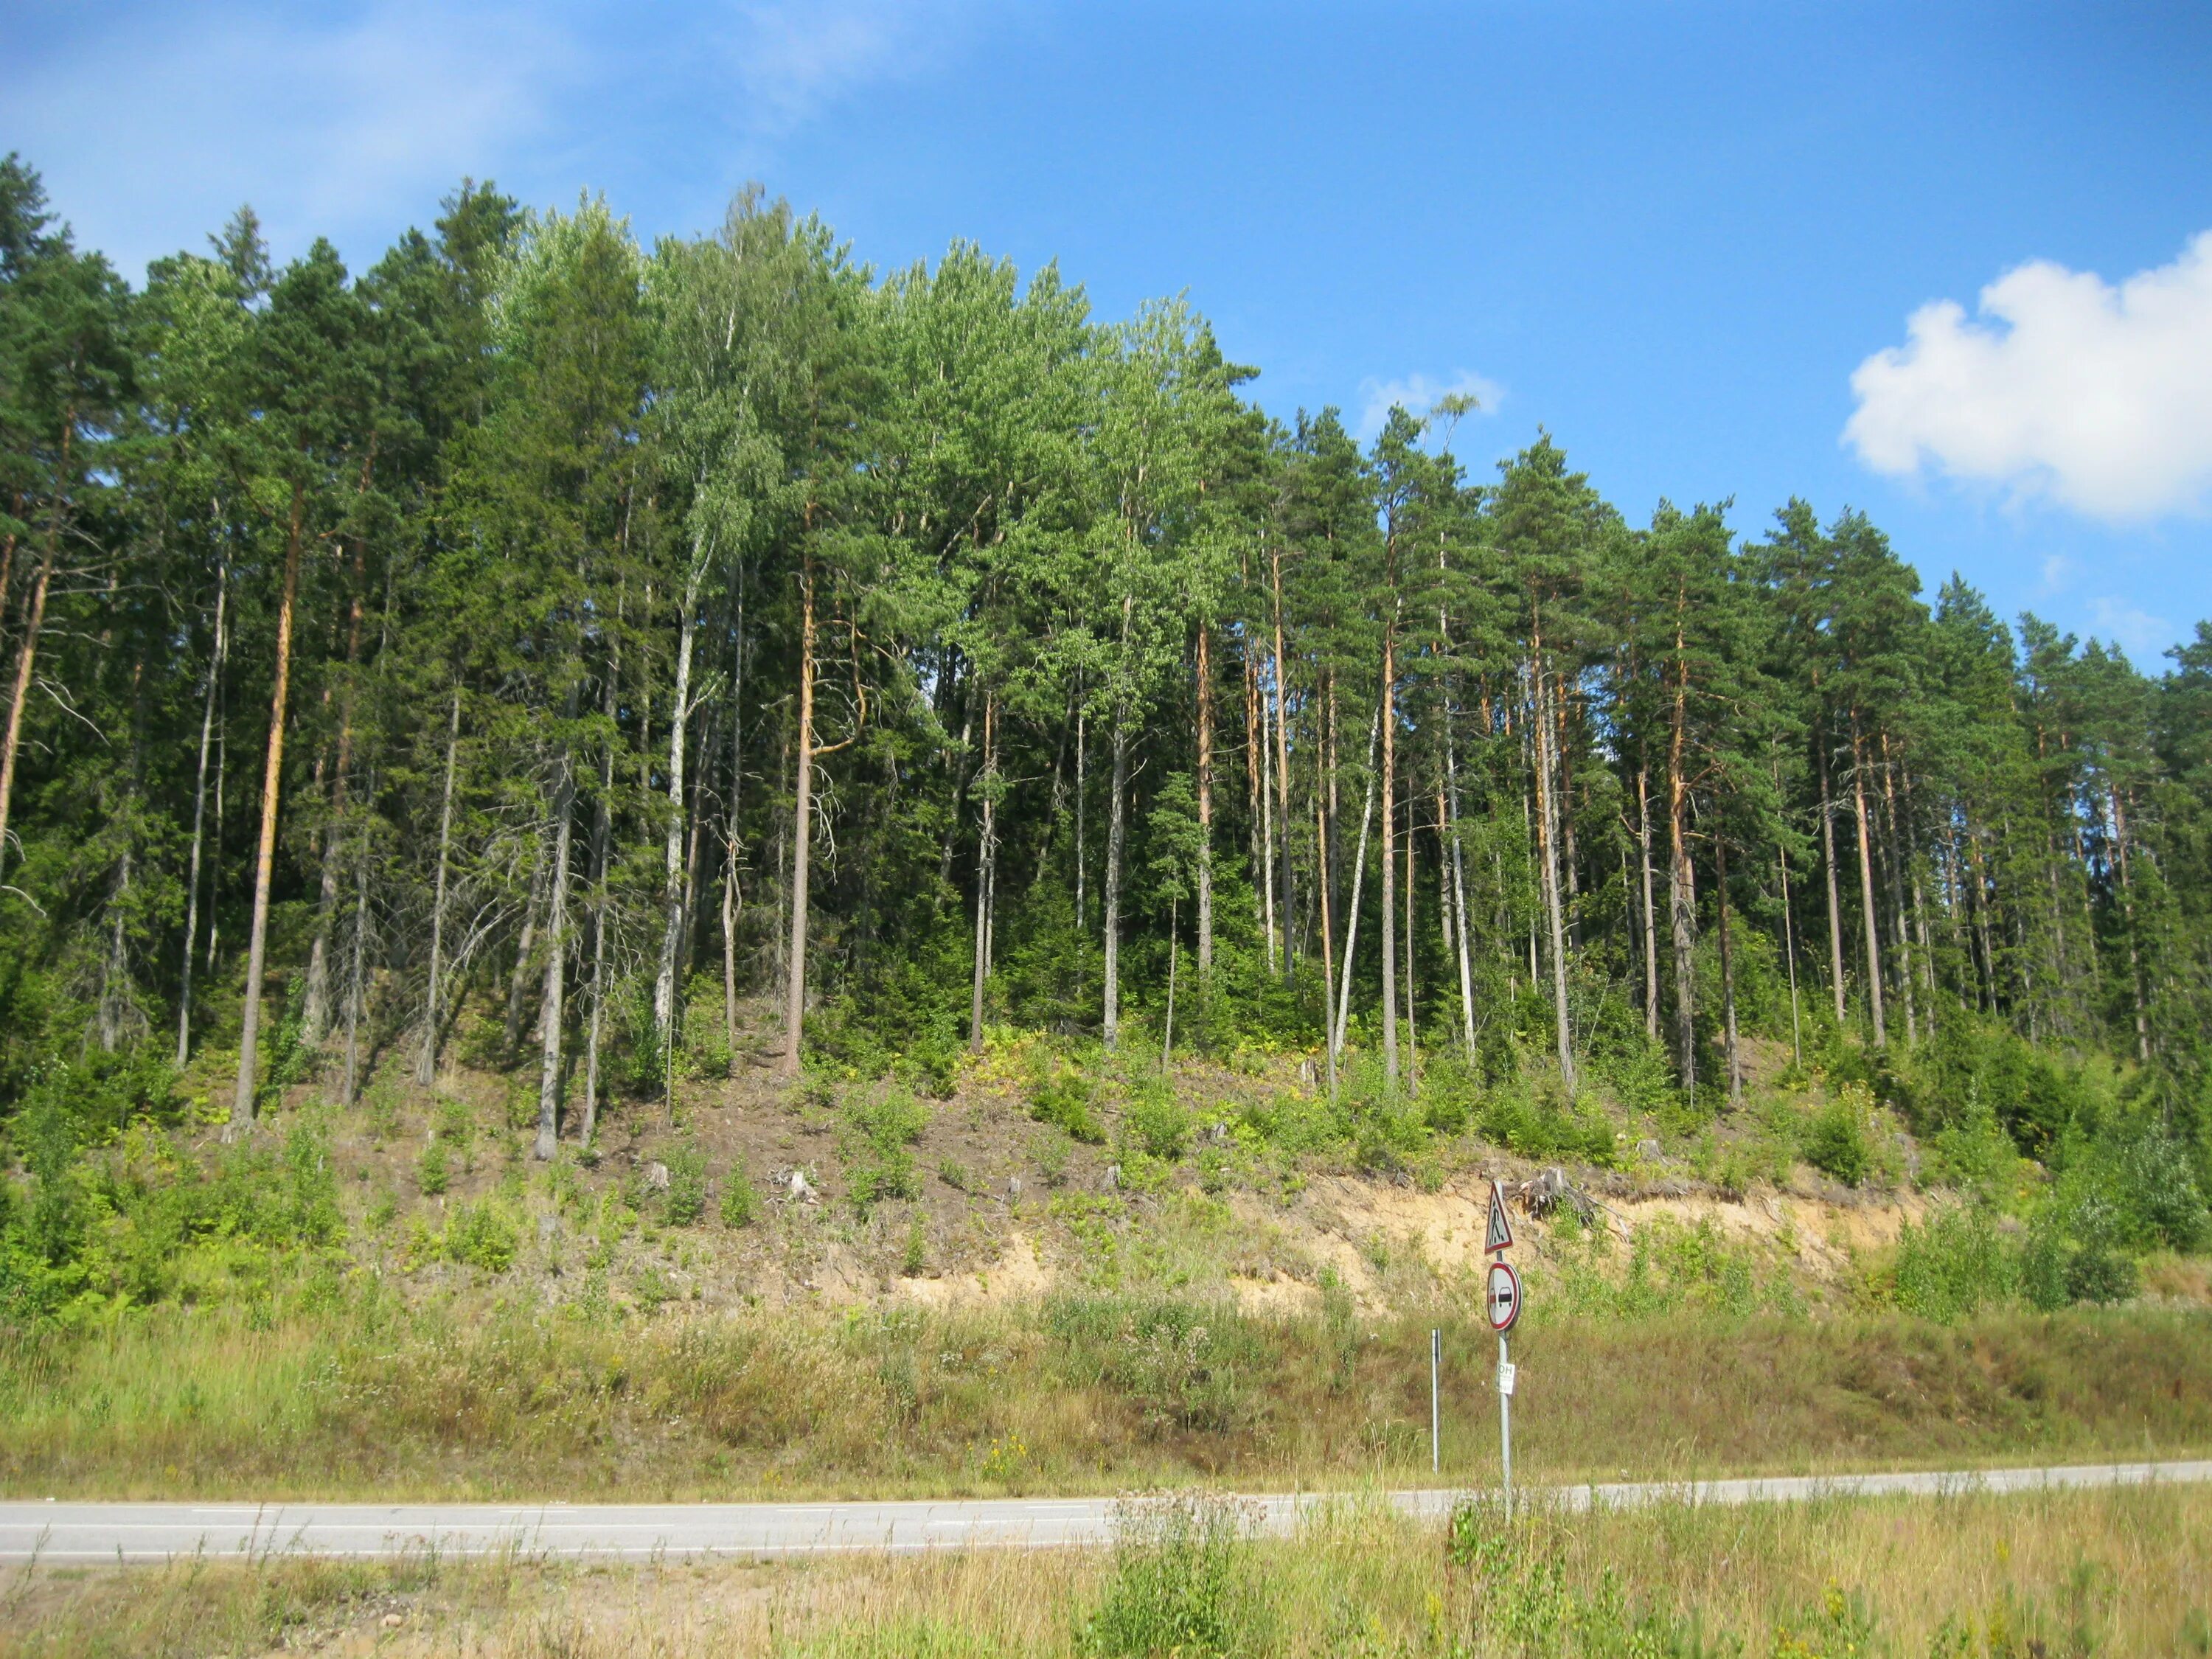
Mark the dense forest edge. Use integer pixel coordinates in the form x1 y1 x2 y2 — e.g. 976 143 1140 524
0 144 2208 1402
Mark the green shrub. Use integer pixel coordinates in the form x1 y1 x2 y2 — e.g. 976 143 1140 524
1078 1492 1256 1658
1802 1088 1875 1186
1031 1068 1104 1143
1124 1080 1189 1163
442 1200 518 1273
417 1138 450 1197
682 1007 733 1080
844 1088 929 1213
2097 1121 2211 1253
663 1141 708 1227
1892 1203 2017 1321
2023 1196 2139 1310
720 1164 759 1228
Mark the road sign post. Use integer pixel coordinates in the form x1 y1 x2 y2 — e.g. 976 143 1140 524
1484 1180 1521 1520
1430 1327 1441 1475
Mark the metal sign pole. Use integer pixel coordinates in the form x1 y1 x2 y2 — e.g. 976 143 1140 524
1498 1331 1513 1520
1430 1327 1441 1476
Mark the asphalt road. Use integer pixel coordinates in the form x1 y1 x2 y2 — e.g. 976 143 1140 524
2 1460 2205 1564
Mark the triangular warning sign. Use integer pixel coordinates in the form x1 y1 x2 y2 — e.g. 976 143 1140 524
1485 1180 1514 1253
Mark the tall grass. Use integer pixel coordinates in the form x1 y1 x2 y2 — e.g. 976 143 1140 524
1 1289 2207 1500
4 1484 2207 1656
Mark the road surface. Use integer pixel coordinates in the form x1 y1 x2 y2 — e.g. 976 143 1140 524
2 1460 2204 1564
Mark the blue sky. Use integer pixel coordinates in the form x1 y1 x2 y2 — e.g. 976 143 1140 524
7 1 2211 662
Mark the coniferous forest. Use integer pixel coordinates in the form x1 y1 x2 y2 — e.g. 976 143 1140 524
3 154 2210 1321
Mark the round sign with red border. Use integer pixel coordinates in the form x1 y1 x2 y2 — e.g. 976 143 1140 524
1485 1259 1523 1332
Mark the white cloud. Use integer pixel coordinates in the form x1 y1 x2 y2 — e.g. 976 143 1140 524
1 2 571 278
1 1 962 282
1354 369 1504 442
729 1 942 137
2087 596 2174 664
2039 554 2072 593
1844 232 2212 523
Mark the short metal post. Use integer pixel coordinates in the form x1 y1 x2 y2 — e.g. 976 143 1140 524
1498 1332 1513 1520
1430 1328 1441 1476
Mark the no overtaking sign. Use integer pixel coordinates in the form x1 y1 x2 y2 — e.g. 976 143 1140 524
1485 1258 1522 1332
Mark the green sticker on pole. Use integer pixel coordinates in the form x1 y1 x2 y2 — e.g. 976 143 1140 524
1484 1179 1514 1254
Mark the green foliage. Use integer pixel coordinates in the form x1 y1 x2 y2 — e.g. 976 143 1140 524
1078 1492 1256 1659
1046 1295 1259 1435
439 1199 518 1274
1472 1078 1619 1168
1549 1216 1797 1320
843 1087 929 1213
1122 1078 1189 1163
1801 1085 1877 1186
1444 1506 1721 1656
1029 1065 1104 1144
417 1138 451 1197
719 1164 759 1228
1891 1203 2017 1321
662 1141 708 1227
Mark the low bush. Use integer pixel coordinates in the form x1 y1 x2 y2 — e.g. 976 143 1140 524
1122 1079 1189 1163
1078 1492 1259 1658
1891 1203 2017 1321
1029 1068 1104 1144
844 1088 929 1212
720 1163 759 1228
662 1141 708 1227
1801 1085 1877 1186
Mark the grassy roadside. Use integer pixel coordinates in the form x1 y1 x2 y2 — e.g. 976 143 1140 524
4 1483 2208 1657
4 1294 2207 1502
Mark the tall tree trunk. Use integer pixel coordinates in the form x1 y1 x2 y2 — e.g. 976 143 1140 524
100 656 147 1053
1259 650 1279 974
341 763 375 1107
1316 782 1338 1093
1778 822 1804 1069
1444 684 1478 1062
2110 784 2151 1064
781 557 818 1077
970 692 997 1054
656 552 705 1048
1636 764 1660 1043
722 560 747 1056
1194 623 1214 981
230 477 305 1136
1332 715 1381 1063
583 613 622 1144
417 685 462 1085
1879 732 1917 1044
1817 730 1848 1023
1105 707 1130 1052
1075 700 1088 936
535 747 577 1160
1533 636 1576 1094
1716 830 1740 1106
1270 542 1296 984
1665 653 1697 1096
1403 794 1418 1093
177 561 228 1065
1850 717 1888 1047
1380 628 1400 1086
0 420 69 888
1242 644 1265 950
504 847 549 1053
303 493 372 1046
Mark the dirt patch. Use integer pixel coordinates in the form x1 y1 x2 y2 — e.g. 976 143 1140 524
895 1231 1051 1308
